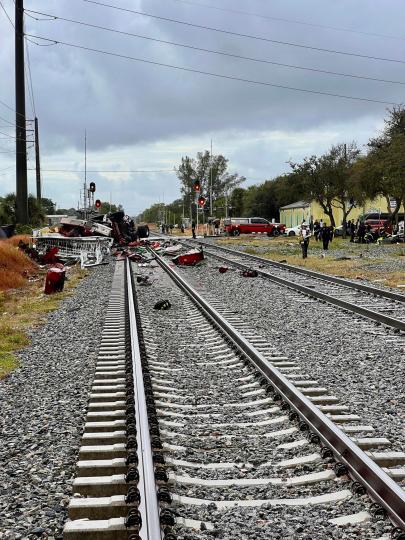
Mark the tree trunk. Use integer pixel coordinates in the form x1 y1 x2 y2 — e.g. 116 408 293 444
319 200 336 227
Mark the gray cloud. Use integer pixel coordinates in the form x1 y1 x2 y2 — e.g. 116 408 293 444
1 0 404 213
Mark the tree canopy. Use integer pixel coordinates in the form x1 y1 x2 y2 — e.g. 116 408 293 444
139 107 405 226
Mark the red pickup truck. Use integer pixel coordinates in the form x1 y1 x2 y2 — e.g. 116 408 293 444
224 217 286 236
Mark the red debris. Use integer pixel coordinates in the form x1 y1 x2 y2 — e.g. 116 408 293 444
172 249 204 266
44 267 66 294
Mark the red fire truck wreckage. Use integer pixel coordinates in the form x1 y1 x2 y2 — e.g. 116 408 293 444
18 212 204 293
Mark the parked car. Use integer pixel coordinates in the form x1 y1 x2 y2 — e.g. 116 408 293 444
285 225 302 236
224 217 285 236
364 218 393 233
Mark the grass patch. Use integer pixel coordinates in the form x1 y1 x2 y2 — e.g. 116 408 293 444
215 235 405 289
0 254 87 379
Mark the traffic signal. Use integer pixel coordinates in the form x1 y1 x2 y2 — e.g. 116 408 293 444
198 196 206 207
95 199 101 209
193 180 201 192
89 182 96 193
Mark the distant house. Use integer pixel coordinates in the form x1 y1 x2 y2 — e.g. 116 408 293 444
279 201 310 227
280 196 404 228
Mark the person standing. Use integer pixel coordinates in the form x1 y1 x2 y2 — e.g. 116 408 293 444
350 220 355 242
313 220 320 241
322 224 332 250
357 221 366 243
299 223 310 259
191 220 196 239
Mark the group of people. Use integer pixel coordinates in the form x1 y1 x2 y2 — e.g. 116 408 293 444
160 223 174 234
299 221 334 259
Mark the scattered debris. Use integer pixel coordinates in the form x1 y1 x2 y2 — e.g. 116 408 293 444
154 299 171 310
136 275 153 286
172 248 204 266
218 266 229 273
44 266 66 295
242 269 258 278
163 244 182 256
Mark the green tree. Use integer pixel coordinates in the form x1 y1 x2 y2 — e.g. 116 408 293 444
0 193 45 227
176 151 245 217
40 197 56 215
98 202 119 214
289 143 361 229
354 106 405 222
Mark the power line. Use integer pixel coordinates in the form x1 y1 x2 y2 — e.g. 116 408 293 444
24 9 405 86
26 34 400 106
0 114 15 127
0 97 31 119
165 0 405 42
28 168 177 173
76 0 405 65
0 128 34 142
24 37 36 117
0 0 14 28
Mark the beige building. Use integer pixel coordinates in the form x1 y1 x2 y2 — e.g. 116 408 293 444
280 196 404 228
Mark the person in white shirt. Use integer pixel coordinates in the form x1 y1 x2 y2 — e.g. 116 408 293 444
299 223 310 259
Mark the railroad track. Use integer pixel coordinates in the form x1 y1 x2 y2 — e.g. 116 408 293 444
182 238 405 332
63 254 405 539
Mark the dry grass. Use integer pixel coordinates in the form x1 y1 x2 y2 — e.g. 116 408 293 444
0 236 38 291
217 235 405 289
0 260 87 379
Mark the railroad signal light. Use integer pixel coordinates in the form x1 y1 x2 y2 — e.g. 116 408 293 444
89 182 96 193
95 199 102 209
198 196 206 207
193 180 201 192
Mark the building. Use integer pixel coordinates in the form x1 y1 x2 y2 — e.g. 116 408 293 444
280 196 404 228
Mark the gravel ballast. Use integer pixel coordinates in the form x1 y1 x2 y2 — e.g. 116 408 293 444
135 261 394 539
178 246 405 452
0 263 114 539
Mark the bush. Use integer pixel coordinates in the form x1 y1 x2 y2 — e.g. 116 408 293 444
15 224 33 235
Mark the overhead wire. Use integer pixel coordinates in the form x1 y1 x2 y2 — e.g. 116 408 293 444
26 34 400 106
29 168 177 173
0 0 14 28
25 36 37 117
24 9 405 86
164 0 405 42
0 128 34 142
75 0 405 65
0 97 32 119
0 114 16 127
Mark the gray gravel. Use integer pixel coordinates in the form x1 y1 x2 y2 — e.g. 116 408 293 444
209 236 405 292
135 261 394 539
0 263 114 539
180 251 405 452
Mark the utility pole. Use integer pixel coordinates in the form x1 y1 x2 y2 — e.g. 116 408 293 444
210 139 213 216
83 130 87 216
15 0 28 224
34 117 41 200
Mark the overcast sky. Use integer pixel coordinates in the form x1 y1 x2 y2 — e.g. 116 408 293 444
1 0 405 215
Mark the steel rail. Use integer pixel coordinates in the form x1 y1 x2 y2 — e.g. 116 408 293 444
126 258 162 540
151 249 405 531
182 241 405 331
188 238 405 303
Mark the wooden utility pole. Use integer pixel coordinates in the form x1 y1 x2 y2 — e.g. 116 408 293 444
15 0 28 224
34 117 41 200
